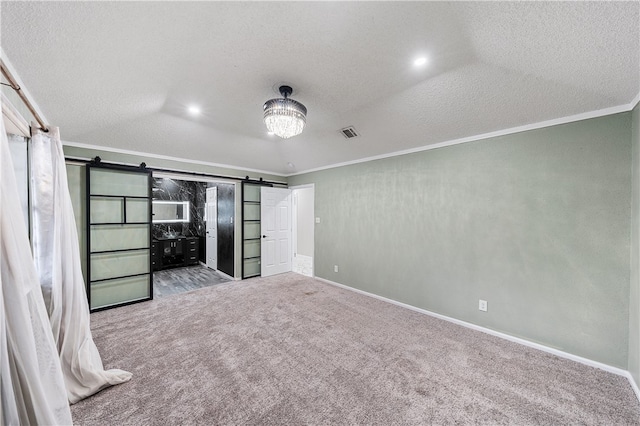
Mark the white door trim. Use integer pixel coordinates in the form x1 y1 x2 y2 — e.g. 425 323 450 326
206 186 218 270
290 184 315 278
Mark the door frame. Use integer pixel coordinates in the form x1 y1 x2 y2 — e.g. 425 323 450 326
290 184 315 278
205 186 218 271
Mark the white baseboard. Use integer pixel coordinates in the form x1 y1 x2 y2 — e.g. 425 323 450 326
293 254 314 277
199 262 239 281
215 270 238 281
624 371 640 402
316 277 637 399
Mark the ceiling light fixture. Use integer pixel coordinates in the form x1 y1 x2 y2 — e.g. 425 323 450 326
188 105 201 115
263 85 307 139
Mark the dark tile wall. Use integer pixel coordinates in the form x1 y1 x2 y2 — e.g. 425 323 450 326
152 177 207 239
152 177 235 276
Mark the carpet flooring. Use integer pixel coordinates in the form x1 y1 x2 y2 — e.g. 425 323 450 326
71 273 640 425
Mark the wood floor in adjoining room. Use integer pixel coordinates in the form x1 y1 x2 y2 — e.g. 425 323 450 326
153 265 231 298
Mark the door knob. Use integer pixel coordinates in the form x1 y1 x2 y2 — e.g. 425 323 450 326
262 235 267 238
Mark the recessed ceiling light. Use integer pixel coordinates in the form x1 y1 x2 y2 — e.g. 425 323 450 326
413 57 428 67
188 105 201 115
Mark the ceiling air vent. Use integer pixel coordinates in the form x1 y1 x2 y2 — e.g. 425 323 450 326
340 126 359 139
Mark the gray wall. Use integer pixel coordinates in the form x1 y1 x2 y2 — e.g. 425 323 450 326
630 102 640 382
289 112 632 368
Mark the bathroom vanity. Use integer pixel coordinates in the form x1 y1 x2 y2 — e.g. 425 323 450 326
151 236 199 271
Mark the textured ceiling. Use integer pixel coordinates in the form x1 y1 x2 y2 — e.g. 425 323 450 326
1 1 638 175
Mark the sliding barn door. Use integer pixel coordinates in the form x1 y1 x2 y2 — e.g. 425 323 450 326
260 187 292 277
241 182 262 278
86 164 152 311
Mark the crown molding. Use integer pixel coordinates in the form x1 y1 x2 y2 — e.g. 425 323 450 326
631 91 640 111
288 101 638 177
61 140 288 178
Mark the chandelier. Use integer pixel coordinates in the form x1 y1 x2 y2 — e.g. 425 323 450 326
263 85 307 139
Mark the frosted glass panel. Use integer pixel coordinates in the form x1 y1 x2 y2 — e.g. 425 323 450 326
244 222 261 239
244 185 261 202
90 275 150 309
244 240 260 258
88 165 152 311
127 198 149 223
91 224 149 252
91 249 149 281
244 204 260 221
90 197 124 223
243 258 260 277
90 168 148 197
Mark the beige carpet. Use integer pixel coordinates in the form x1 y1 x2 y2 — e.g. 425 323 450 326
71 273 640 425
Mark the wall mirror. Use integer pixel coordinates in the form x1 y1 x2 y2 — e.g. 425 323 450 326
152 200 190 223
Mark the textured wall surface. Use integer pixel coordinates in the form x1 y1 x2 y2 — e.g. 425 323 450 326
290 112 632 368
630 103 640 381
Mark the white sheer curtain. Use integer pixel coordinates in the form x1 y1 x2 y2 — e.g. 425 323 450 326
1 120 72 424
30 126 132 404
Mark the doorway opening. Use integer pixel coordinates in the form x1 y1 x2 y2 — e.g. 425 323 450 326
291 184 315 278
240 182 313 280
151 173 237 297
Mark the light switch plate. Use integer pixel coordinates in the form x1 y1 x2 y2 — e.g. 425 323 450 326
315 217 321 223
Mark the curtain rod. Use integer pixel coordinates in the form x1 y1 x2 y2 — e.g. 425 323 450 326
0 58 49 132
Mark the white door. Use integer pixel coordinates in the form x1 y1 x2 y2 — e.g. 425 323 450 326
206 187 217 270
261 187 292 277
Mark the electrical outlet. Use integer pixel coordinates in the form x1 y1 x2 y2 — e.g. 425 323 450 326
479 299 488 312
315 217 321 224
334 265 339 273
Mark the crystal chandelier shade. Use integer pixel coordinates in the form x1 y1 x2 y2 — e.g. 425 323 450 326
263 86 307 139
